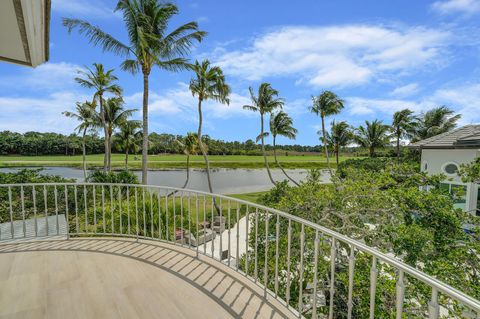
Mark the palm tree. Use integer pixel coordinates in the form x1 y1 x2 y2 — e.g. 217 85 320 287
74 63 122 171
392 109 417 158
103 97 136 170
177 133 199 189
355 120 391 157
62 101 97 180
189 60 230 195
116 120 142 170
413 106 461 141
270 111 299 186
243 83 284 185
309 91 344 172
326 120 352 166
64 1 206 184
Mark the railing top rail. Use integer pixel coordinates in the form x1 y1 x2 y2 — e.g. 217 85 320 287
1 181 479 311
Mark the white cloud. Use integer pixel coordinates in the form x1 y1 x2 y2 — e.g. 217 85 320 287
431 0 480 16
391 83 420 97
347 97 429 116
213 25 450 88
53 0 116 19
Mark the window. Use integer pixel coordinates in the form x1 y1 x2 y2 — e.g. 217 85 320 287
439 183 467 211
443 162 459 175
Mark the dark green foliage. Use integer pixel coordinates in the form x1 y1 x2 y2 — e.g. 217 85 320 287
87 170 139 184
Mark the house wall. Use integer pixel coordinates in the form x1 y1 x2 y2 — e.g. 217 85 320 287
421 148 480 214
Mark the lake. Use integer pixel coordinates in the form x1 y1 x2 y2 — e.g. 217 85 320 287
0 167 331 194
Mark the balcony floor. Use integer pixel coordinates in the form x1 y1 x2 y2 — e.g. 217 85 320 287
0 237 294 319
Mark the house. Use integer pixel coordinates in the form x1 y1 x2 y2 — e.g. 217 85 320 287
409 125 480 215
0 0 51 67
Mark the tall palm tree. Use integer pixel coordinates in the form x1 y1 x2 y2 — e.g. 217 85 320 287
413 106 461 141
355 120 391 157
309 91 344 172
116 120 142 170
270 111 299 186
63 0 206 184
392 109 417 158
326 120 352 166
103 97 136 170
62 101 97 180
243 83 284 185
189 60 230 195
74 63 122 171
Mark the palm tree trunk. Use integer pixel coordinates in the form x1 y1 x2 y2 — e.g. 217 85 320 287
99 94 108 172
82 128 87 181
261 113 275 185
182 155 190 189
108 129 113 171
141 70 149 184
273 136 299 186
335 144 340 167
321 114 333 176
396 134 400 159
125 147 129 171
370 146 374 157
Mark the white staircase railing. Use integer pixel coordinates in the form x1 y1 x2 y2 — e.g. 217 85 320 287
0 182 479 318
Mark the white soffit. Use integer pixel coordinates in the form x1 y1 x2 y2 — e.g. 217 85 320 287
0 0 51 67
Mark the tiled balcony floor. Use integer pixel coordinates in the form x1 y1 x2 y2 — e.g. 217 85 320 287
0 238 294 319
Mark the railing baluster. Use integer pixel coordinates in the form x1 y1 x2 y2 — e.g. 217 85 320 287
110 185 114 234
328 238 337 319
158 192 162 240
173 193 176 245
8 186 14 239
118 186 122 235
135 187 139 241
142 188 146 237
20 186 26 238
211 196 215 258
74 185 78 235
165 191 169 242
54 185 59 235
127 186 131 235
227 200 231 266
312 230 319 319
298 224 305 317
347 247 355 319
92 185 96 234
219 198 223 261
32 185 38 237
101 185 105 234
254 208 259 282
396 270 405 319
274 214 280 298
428 288 439 319
264 210 269 298
150 190 154 238
180 191 184 246
196 193 199 257
236 202 240 271
245 205 249 276
64 185 69 239
369 256 378 319
83 185 87 233
44 185 48 236
188 192 192 249
286 219 292 307
203 194 207 255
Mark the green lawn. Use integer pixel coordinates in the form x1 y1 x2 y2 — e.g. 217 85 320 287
0 153 357 169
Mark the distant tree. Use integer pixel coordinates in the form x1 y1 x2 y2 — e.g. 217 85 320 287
244 83 284 185
326 120 352 166
103 97 136 170
270 111 299 185
355 120 391 157
189 60 230 196
309 91 344 172
64 0 206 184
74 63 122 171
62 101 97 180
413 106 461 141
116 120 142 170
392 109 417 158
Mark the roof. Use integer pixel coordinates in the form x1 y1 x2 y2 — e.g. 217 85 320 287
409 125 480 149
0 0 51 67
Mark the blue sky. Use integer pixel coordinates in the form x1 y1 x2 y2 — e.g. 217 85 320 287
0 0 479 146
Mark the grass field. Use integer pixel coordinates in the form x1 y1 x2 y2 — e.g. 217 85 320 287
0 153 357 169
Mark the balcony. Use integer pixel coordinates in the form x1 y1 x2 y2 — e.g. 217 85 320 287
0 183 479 318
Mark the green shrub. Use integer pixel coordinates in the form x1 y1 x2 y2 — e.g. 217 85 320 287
87 170 139 184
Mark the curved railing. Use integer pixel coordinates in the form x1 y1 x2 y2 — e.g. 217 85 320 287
0 182 479 319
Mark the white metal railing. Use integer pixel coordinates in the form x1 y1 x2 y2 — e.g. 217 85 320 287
0 182 479 318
